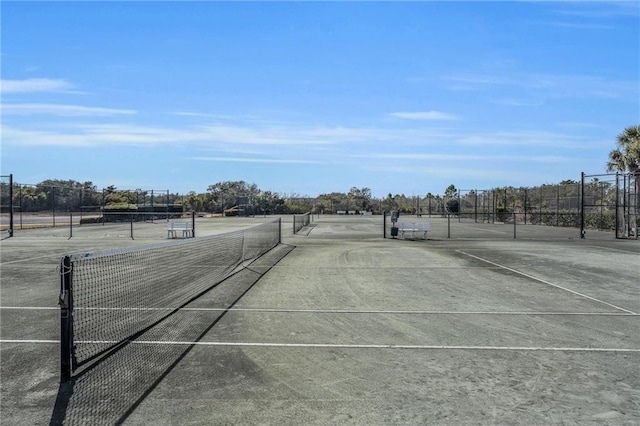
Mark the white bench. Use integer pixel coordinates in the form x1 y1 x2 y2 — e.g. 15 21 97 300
167 222 193 239
398 222 430 240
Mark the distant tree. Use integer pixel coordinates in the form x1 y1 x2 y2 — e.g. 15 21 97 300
382 193 398 213
348 187 372 212
444 184 459 214
207 181 260 214
317 192 347 213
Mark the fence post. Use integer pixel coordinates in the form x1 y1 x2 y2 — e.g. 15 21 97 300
615 173 620 239
383 211 387 239
580 172 585 238
52 186 56 228
556 185 560 227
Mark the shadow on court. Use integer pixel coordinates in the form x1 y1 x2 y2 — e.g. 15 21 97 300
49 244 294 426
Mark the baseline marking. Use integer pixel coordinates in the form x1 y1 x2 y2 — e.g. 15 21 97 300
457 250 637 315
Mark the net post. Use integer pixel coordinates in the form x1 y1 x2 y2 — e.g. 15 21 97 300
68 212 73 240
278 217 282 244
383 211 387 239
59 256 73 382
191 210 196 238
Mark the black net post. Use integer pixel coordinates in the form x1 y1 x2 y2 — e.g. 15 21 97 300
383 211 387 239
59 255 73 382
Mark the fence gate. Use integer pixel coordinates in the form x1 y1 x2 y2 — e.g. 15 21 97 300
582 172 638 239
0 174 13 236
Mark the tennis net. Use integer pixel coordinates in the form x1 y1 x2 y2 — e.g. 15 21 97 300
59 219 281 382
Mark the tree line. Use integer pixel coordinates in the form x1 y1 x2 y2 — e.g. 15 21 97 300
2 125 637 216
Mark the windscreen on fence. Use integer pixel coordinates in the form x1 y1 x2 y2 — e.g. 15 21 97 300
59 219 281 382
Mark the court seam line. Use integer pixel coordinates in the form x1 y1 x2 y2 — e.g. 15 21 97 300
2 339 639 353
456 250 637 315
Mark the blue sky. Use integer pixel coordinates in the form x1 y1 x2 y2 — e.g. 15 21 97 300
1 1 638 197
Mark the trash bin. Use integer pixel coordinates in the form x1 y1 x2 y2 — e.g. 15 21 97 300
391 227 398 238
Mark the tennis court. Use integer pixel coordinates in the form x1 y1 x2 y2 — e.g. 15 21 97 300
1 215 639 424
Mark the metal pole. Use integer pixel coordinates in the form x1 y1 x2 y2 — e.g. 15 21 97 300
8 174 14 236
52 186 56 228
624 174 629 237
59 256 73 382
556 185 560 227
447 214 451 238
191 210 196 238
383 211 387 239
524 188 528 225
580 172 585 238
474 191 478 223
513 206 517 239
615 173 620 238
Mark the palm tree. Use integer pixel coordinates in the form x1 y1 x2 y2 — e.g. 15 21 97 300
607 125 640 175
607 125 640 237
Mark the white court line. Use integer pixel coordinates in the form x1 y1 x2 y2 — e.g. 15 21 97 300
3 306 638 316
0 254 61 265
457 250 637 315
1 306 59 310
3 306 639 317
2 339 639 353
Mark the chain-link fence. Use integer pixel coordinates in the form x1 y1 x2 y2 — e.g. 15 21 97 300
456 173 637 239
0 174 14 236
1 178 187 237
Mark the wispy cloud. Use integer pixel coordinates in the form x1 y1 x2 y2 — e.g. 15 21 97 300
490 98 544 107
541 21 614 30
355 152 568 163
552 2 640 19
188 156 323 164
389 111 459 121
1 78 74 93
1 103 136 116
456 130 600 149
442 73 638 100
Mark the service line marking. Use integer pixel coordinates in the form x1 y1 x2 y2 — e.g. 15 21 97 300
3 306 639 317
80 340 640 353
456 250 637 315
2 339 639 353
